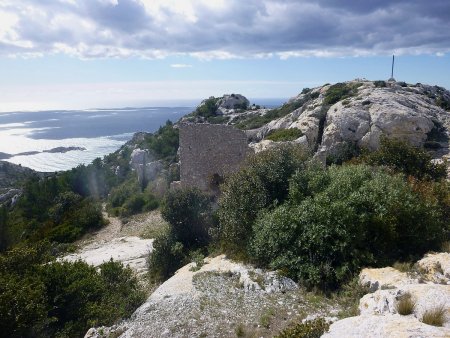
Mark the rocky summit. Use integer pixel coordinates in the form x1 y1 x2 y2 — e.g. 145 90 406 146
245 80 450 163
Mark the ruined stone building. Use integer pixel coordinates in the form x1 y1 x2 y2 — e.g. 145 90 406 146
178 124 251 192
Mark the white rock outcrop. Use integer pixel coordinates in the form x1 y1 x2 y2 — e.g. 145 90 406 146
325 253 450 338
85 255 299 338
61 236 153 276
216 94 250 114
249 81 450 162
129 148 164 185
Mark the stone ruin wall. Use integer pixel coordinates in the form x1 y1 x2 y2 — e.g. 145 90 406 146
179 124 252 191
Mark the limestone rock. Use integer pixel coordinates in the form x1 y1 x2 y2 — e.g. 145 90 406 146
417 253 450 284
323 314 450 338
359 284 450 319
216 94 250 114
327 252 450 337
129 148 164 185
359 267 414 292
60 236 153 276
86 255 300 337
249 80 450 162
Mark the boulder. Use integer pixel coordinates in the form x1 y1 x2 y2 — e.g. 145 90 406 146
129 148 164 185
216 94 250 114
323 314 450 338
359 267 414 292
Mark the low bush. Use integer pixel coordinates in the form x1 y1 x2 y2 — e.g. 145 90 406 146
161 187 211 249
360 137 447 181
148 230 186 282
149 188 212 281
275 317 330 338
324 82 360 105
218 145 309 257
374 80 386 88
250 165 446 289
0 243 144 338
265 128 303 142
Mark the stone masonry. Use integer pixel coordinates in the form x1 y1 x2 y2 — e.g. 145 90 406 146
179 124 252 191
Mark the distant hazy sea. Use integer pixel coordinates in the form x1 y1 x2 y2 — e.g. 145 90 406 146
0 99 285 172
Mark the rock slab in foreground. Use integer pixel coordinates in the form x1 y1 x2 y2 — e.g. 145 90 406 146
61 236 153 275
325 253 450 337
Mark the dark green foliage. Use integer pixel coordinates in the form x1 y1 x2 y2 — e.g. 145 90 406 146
218 145 308 256
325 141 360 165
147 231 186 281
398 81 408 87
323 82 360 105
275 318 330 338
301 88 311 94
236 97 309 130
149 188 213 281
0 207 7 251
194 97 220 118
5 176 105 247
0 244 144 338
265 128 303 142
218 169 267 256
207 115 229 124
361 137 447 180
374 80 386 88
107 179 159 217
161 187 211 248
251 165 446 289
140 120 179 162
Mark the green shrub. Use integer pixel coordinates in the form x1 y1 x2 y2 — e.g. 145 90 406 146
218 145 308 256
207 115 229 124
324 83 360 105
161 187 211 249
275 318 330 338
236 96 309 130
251 165 445 289
0 244 144 338
140 120 179 162
194 97 219 118
361 137 447 180
374 80 386 88
265 128 303 142
148 230 186 281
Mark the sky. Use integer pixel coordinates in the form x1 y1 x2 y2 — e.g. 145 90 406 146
0 0 449 111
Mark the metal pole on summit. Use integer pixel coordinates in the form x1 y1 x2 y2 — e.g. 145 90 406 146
391 55 395 79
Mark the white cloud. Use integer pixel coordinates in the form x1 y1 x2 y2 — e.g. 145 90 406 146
170 64 193 68
0 0 449 59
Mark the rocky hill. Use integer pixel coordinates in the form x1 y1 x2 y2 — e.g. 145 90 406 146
182 80 450 168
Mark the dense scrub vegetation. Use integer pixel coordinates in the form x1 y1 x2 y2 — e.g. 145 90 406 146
236 99 308 130
0 243 144 338
265 128 303 142
148 187 212 281
357 137 447 180
0 120 180 336
217 141 449 290
323 82 361 105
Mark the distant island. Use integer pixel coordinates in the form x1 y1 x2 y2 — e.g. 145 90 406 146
0 146 86 159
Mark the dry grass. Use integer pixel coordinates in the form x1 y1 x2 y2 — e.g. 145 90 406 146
393 261 413 273
395 292 416 315
421 305 447 327
441 241 450 253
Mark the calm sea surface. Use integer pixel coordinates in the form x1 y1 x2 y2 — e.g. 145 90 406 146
0 99 285 172
0 107 192 172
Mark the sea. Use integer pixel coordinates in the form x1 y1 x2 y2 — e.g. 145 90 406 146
0 99 285 172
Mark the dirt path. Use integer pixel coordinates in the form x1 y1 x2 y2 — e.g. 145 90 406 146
61 205 167 276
